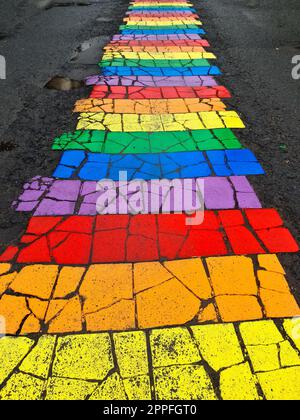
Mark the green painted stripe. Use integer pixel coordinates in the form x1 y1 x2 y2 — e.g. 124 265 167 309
52 129 243 154
99 58 211 68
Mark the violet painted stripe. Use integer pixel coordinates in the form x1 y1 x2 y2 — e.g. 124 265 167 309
13 176 262 216
85 75 218 87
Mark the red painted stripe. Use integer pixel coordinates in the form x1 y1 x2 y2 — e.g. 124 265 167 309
0 210 298 265
89 85 231 99
125 16 199 20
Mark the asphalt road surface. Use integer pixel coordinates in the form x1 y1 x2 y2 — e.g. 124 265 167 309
0 0 299 297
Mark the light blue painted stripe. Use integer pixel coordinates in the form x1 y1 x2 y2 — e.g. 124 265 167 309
101 66 221 76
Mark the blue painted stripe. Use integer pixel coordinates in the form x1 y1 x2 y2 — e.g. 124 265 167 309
102 66 221 76
120 25 201 30
53 150 264 181
121 28 205 35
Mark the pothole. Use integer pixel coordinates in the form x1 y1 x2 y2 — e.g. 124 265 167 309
0 141 16 152
0 33 9 40
45 76 84 91
70 36 110 64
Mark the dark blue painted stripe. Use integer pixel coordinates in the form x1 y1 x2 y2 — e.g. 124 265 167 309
53 150 264 181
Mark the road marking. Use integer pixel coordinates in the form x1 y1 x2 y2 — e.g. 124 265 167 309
0 0 298 400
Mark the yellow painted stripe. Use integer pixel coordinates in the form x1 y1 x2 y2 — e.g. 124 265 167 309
0 319 300 399
102 51 216 60
76 110 245 131
74 98 227 114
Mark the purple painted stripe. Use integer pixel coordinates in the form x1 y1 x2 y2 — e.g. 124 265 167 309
112 33 202 41
13 176 262 216
85 75 218 87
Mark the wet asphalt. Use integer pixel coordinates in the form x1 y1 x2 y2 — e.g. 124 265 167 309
0 0 299 298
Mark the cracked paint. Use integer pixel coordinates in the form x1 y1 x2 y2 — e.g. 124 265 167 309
112 34 205 40
0 0 299 401
0 210 298 265
52 149 263 180
13 176 261 215
85 74 219 87
0 256 299 334
101 65 220 76
100 57 214 68
1 319 300 400
89 85 230 99
74 98 227 114
76 110 245 131
52 128 242 153
102 52 216 61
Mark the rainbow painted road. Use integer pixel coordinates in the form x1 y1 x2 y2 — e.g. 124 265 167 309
0 0 300 400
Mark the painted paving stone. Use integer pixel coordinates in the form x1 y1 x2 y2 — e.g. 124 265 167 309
76 110 244 131
121 21 203 27
112 34 205 40
0 256 299 334
1 319 300 400
127 16 200 20
123 18 201 23
89 85 230 100
101 65 220 77
74 98 227 114
120 26 203 31
129 2 195 6
0 210 298 265
127 8 197 12
0 0 299 401
105 39 210 47
52 149 263 180
100 55 216 65
52 129 242 153
104 44 211 52
13 176 261 216
128 7 197 11
121 30 205 36
127 13 200 17
101 53 216 63
102 51 216 59
85 75 218 87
